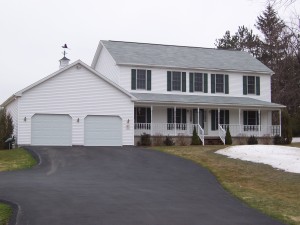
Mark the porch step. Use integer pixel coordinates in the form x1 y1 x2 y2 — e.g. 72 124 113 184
204 136 224 145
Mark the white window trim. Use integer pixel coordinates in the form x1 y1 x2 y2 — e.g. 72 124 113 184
246 76 256 95
136 69 148 90
215 74 225 93
194 73 204 92
171 71 182 91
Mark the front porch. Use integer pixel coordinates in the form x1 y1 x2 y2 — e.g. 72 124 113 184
134 106 282 145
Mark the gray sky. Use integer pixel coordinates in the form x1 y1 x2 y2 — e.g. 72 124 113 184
1 0 299 104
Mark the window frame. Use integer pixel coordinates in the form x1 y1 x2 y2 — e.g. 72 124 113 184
247 76 256 95
215 74 225 93
171 71 182 91
194 73 204 92
136 69 147 90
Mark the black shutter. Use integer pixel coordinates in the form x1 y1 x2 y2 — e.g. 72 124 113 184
167 108 173 123
182 109 187 123
131 69 136 90
225 110 229 124
211 110 216 130
189 73 194 92
243 76 247 95
225 75 229 94
243 111 248 125
147 70 151 91
256 111 259 125
211 74 216 93
182 72 186 92
204 73 208 93
167 71 171 91
256 76 260 95
147 108 151 123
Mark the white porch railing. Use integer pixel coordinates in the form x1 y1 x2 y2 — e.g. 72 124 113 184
219 124 281 137
134 123 205 143
218 125 226 145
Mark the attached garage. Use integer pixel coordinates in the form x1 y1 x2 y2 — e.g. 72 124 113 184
84 115 122 146
31 114 72 146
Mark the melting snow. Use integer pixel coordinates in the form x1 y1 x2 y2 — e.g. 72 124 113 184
216 145 300 174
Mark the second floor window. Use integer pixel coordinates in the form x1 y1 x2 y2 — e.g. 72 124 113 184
211 74 229 94
243 76 260 95
189 73 208 93
167 71 186 92
131 69 151 91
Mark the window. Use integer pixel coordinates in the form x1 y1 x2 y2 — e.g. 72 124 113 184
134 107 151 123
167 108 187 130
211 110 229 131
189 73 208 93
243 76 260 95
194 73 203 92
243 111 259 131
131 69 151 90
137 69 146 89
167 71 186 92
172 72 181 91
216 74 224 93
211 74 229 94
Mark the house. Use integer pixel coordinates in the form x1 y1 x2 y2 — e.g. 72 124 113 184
1 40 284 146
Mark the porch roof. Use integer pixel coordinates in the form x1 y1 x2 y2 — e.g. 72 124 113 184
131 93 285 109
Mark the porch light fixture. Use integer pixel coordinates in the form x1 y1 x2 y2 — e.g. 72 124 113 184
77 118 80 123
24 117 26 122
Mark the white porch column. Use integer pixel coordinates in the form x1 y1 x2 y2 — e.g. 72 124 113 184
197 108 200 126
279 110 282 136
218 108 220 129
239 108 241 134
258 109 261 136
174 106 176 136
150 105 153 136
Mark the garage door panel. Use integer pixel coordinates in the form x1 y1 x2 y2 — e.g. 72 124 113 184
31 114 72 146
84 116 122 146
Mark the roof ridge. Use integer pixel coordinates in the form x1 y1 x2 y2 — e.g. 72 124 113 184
102 40 242 52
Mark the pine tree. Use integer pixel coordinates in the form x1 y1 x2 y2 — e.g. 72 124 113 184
0 109 14 149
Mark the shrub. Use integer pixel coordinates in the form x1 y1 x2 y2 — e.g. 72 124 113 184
177 134 188 146
191 127 201 145
281 109 293 144
225 128 232 145
247 135 258 145
140 133 151 146
152 133 164 146
0 109 14 149
164 136 175 146
273 135 283 145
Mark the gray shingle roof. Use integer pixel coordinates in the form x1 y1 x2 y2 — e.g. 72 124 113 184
101 40 273 74
131 93 284 108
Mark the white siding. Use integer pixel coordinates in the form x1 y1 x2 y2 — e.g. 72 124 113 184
94 46 120 84
5 98 18 139
18 65 134 146
119 66 272 102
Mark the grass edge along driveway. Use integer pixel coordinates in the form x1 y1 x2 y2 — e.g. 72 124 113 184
153 145 300 225
0 148 37 225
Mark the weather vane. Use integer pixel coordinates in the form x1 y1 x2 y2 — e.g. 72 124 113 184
62 43 70 58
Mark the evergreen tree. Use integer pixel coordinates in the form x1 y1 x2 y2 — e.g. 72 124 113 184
225 128 232 145
191 126 201 145
0 109 14 149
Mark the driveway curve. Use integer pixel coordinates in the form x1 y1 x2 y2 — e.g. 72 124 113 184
0 146 283 225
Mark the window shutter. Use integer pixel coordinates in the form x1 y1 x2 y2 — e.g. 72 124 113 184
211 74 216 93
225 110 229 124
167 71 171 91
256 111 259 125
182 109 187 123
182 72 186 92
147 70 151 91
131 69 136 90
147 108 151 123
189 73 194 92
167 108 173 123
256 76 260 95
204 73 208 93
243 111 248 125
211 110 216 130
225 75 229 94
243 76 247 95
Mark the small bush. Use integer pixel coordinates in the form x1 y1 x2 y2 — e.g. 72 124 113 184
152 133 164 146
164 136 175 146
247 135 258 145
140 133 151 146
177 134 188 146
225 128 232 145
191 127 201 145
273 135 283 145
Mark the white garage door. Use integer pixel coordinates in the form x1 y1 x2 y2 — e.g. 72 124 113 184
84 116 122 146
31 114 72 146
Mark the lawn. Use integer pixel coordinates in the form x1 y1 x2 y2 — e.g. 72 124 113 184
0 148 36 225
154 145 300 225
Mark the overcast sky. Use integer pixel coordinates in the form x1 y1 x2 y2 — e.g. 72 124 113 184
1 0 299 104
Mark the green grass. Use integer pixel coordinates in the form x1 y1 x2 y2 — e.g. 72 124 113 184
0 148 36 225
153 145 300 225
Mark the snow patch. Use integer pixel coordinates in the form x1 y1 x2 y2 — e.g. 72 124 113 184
292 137 300 143
216 145 300 174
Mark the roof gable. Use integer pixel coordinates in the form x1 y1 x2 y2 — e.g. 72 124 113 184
96 40 273 74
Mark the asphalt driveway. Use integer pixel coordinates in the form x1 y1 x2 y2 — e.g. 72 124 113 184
0 146 283 225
